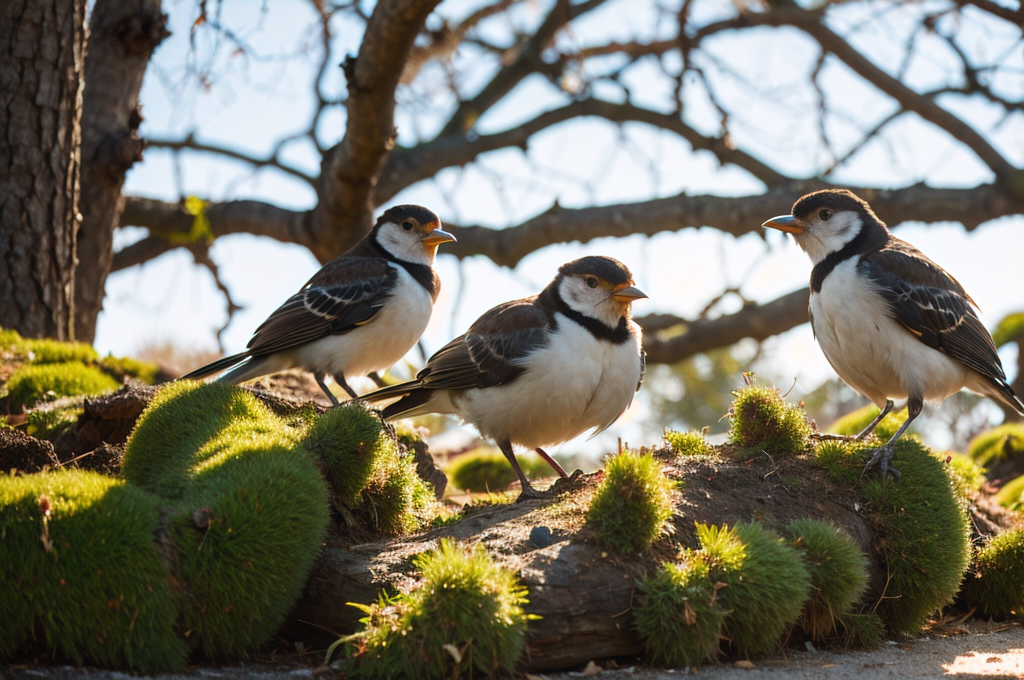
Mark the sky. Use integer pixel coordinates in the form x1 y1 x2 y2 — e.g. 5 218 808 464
94 0 1024 458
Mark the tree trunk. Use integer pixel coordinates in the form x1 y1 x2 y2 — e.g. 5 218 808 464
74 0 168 343
0 0 86 340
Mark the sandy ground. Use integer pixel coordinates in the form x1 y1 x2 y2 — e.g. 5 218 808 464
4 621 1022 680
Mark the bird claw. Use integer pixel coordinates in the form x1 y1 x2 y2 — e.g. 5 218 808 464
515 485 552 503
861 445 901 482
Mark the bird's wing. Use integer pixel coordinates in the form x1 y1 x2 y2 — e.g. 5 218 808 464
416 297 553 391
246 257 398 357
859 241 1007 384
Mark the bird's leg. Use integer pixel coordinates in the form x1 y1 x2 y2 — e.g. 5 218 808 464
862 396 922 482
499 440 545 501
367 371 388 388
333 373 360 400
534 447 569 478
855 399 895 440
314 372 340 406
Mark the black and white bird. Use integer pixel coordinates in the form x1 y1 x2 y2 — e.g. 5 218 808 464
764 189 1024 478
360 256 648 499
182 205 455 404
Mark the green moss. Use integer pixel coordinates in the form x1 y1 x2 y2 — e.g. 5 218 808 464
303 401 388 508
963 529 1024 618
348 539 530 679
26 407 82 441
6 362 120 409
587 450 676 554
706 522 811 658
967 423 1024 469
993 312 1024 348
447 449 553 493
98 355 160 384
940 452 985 501
995 474 1024 510
829 404 905 441
784 519 869 641
360 445 434 536
814 438 971 633
0 470 187 672
23 338 99 365
635 558 725 668
728 381 811 456
0 326 26 355
665 428 715 457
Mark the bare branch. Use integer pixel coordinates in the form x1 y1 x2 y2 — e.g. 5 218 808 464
954 0 1024 24
147 135 317 186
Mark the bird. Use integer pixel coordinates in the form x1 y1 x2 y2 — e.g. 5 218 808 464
763 189 1024 479
182 205 455 404
360 256 648 499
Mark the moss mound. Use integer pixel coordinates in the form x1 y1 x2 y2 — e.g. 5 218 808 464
814 438 971 633
6 362 120 409
665 428 714 457
304 401 390 507
348 539 530 679
728 381 811 456
968 423 1024 473
941 453 985 501
447 449 553 493
635 558 725 667
587 450 676 554
360 444 434 535
829 404 905 441
995 474 1024 510
22 338 99 365
98 355 160 384
837 612 885 649
963 529 1024 618
0 470 187 672
704 522 811 657
784 519 869 641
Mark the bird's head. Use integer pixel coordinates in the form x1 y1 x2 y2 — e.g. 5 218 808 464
555 256 647 327
763 189 887 265
373 205 455 265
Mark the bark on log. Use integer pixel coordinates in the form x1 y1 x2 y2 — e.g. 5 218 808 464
0 0 86 340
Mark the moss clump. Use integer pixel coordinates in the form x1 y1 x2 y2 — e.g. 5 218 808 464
665 428 714 457
98 355 160 384
963 529 1024 618
303 401 388 507
447 449 553 493
0 327 26 355
837 612 885 649
360 445 434 536
587 450 676 554
0 470 187 672
26 406 82 441
784 519 869 641
348 539 530 679
635 558 725 667
829 404 905 441
967 423 1024 470
941 453 985 501
728 381 811 456
995 474 1024 510
705 522 811 658
814 438 971 633
23 338 99 365
6 362 120 409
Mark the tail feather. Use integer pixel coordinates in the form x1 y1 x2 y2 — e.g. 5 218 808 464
361 380 435 420
987 377 1024 417
180 352 250 381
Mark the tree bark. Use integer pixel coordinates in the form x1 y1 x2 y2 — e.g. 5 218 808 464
74 0 168 343
0 0 86 340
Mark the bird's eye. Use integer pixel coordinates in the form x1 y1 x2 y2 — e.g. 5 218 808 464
585 277 598 288
820 209 833 221
401 221 414 231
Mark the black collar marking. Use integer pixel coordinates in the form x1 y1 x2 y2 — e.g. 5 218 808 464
552 294 631 344
370 237 437 297
810 221 887 293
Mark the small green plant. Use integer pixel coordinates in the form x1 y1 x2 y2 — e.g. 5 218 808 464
995 474 1024 510
303 401 391 508
360 445 434 535
447 449 553 493
836 612 885 649
587 450 676 554
346 539 531 679
635 558 725 667
784 519 869 641
728 379 811 456
665 428 714 457
0 469 187 672
706 522 811 658
6 362 120 409
963 529 1024 618
829 404 906 441
26 407 82 441
967 423 1024 470
23 338 99 365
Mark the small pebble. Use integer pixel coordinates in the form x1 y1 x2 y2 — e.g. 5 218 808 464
530 526 554 548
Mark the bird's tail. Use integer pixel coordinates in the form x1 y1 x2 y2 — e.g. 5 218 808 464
989 378 1024 417
361 380 434 420
180 352 250 381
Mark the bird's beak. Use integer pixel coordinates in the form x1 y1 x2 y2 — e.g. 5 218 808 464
421 228 457 247
762 214 805 234
612 285 648 303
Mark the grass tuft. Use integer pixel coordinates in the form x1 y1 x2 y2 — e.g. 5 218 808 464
784 519 869 641
836 612 885 649
347 539 530 679
665 428 715 457
962 529 1024 618
635 557 725 667
447 449 553 493
587 450 676 554
728 381 811 456
6 362 120 409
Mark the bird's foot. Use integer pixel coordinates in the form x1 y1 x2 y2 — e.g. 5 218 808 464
516 470 586 502
515 484 553 503
861 444 901 482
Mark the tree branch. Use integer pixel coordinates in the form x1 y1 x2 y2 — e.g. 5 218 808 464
147 135 317 186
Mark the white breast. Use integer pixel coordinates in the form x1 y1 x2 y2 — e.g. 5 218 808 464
292 264 434 379
451 315 643 450
811 258 971 406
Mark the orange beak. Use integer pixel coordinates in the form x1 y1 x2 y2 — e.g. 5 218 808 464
762 214 806 234
612 284 648 303
421 228 457 247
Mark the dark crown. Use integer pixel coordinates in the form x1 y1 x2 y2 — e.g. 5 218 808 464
791 189 884 226
376 204 440 227
557 256 633 285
